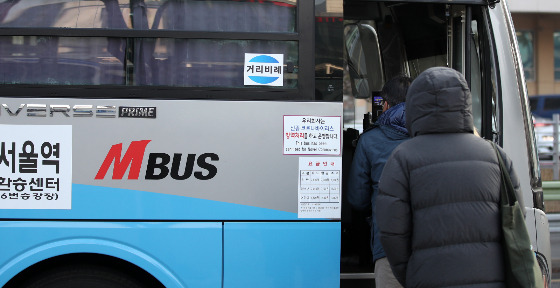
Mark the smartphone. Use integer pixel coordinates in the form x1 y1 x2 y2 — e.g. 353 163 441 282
372 96 384 122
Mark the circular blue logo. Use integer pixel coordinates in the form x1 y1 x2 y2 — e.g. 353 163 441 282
248 55 281 84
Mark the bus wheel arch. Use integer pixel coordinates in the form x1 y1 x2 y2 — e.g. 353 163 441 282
0 239 182 288
3 253 165 288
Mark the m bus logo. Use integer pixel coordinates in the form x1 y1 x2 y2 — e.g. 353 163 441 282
244 53 284 86
95 140 219 180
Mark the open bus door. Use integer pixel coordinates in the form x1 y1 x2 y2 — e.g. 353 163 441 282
341 1 551 287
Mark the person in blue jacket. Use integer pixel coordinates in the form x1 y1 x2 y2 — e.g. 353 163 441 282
347 75 412 288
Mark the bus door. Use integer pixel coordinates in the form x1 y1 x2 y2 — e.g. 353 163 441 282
341 1 551 287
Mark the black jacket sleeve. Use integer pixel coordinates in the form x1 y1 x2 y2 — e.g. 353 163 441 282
347 137 373 211
375 148 411 286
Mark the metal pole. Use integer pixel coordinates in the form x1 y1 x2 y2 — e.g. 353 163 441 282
553 114 559 180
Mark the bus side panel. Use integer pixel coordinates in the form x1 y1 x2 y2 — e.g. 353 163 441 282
0 184 298 220
489 1 533 216
0 99 342 221
223 222 341 288
0 221 223 288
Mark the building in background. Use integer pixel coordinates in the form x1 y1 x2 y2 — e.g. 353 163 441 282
508 0 560 97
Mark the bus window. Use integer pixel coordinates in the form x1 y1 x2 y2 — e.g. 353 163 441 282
0 0 301 90
0 36 298 88
0 0 297 33
470 19 484 134
315 8 344 102
0 36 125 85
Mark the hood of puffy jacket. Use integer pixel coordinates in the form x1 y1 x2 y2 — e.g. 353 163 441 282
405 67 474 137
375 102 408 136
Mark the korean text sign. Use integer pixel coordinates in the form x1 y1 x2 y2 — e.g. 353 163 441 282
0 125 72 209
298 157 341 219
284 116 341 155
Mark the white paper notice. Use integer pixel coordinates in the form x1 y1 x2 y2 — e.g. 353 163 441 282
284 115 341 155
0 125 72 209
298 157 341 219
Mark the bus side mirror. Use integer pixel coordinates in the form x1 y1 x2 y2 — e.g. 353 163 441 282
344 23 385 99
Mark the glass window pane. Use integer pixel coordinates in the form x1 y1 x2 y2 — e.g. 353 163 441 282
0 0 297 33
153 0 296 32
544 97 560 111
554 32 560 81
315 0 343 101
0 36 298 88
529 97 537 112
146 38 298 88
0 36 125 85
516 31 535 81
470 20 482 134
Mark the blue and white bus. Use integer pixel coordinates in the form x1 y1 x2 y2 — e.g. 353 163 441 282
0 1 343 287
0 0 551 287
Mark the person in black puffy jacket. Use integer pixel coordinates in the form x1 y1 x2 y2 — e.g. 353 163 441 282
376 67 524 287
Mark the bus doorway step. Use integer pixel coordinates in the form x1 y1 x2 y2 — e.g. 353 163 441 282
340 273 375 288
